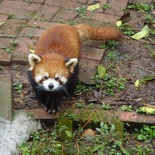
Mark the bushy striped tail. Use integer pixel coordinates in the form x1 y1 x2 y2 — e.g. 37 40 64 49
74 24 124 41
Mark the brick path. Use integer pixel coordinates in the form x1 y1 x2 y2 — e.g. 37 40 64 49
0 0 154 123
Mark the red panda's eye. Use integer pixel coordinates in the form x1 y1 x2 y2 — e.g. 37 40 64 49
44 76 49 80
55 77 59 81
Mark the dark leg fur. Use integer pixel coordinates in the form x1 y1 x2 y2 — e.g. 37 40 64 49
66 65 79 96
27 65 79 113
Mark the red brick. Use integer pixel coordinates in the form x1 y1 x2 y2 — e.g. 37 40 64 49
0 5 33 19
52 8 78 22
0 15 8 22
45 0 82 8
86 11 120 24
0 19 26 37
79 58 98 83
100 0 128 17
26 108 58 120
75 18 110 27
34 5 60 21
0 38 12 49
27 20 56 29
81 46 105 61
19 27 44 38
12 37 38 64
117 111 155 124
128 10 146 31
1 1 41 11
0 50 12 65
23 0 44 4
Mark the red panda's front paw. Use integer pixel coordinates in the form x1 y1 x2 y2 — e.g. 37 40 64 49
45 105 59 114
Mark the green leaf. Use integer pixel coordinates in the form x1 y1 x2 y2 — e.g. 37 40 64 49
131 25 150 40
122 149 130 155
137 134 147 140
140 106 155 114
65 130 72 139
97 65 106 79
141 75 155 83
116 20 122 27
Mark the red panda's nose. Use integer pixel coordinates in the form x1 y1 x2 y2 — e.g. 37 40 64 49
48 83 54 89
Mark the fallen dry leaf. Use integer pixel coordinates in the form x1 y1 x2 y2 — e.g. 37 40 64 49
131 25 150 40
82 128 96 139
87 3 100 11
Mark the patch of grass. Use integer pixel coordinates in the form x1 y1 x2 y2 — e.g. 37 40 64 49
127 3 154 13
100 40 118 50
10 40 19 47
102 3 111 10
5 48 13 53
19 122 126 155
119 23 135 36
20 120 155 155
135 125 155 141
75 102 85 108
120 105 132 112
76 5 87 18
93 73 126 96
133 145 152 155
100 102 112 110
74 82 91 95
12 64 20 70
26 34 34 39
145 14 155 25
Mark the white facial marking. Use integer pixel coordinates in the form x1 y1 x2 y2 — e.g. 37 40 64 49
45 72 49 77
35 75 42 83
55 74 67 84
43 78 59 91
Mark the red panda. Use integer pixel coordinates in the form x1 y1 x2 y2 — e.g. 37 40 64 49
28 24 124 113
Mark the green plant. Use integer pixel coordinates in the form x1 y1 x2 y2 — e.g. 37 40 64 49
0 65 4 70
74 82 91 95
107 51 116 60
12 64 20 70
87 103 94 109
102 3 111 10
5 48 13 53
100 40 118 50
127 3 154 13
100 102 111 110
135 125 155 141
76 5 87 18
93 69 126 95
13 83 23 93
119 23 135 36
133 145 152 155
63 112 76 119
10 40 19 47
26 34 34 39
145 14 154 25
120 105 132 111
75 102 85 108
20 120 155 155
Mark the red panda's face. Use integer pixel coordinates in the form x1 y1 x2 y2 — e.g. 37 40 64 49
28 53 78 92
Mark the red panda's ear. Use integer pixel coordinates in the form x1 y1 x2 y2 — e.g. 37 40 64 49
28 54 41 70
65 58 78 73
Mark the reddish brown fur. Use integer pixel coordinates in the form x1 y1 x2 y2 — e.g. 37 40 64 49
33 24 124 78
